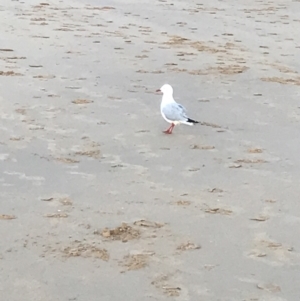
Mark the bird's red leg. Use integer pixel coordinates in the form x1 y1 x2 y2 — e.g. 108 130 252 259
169 123 175 134
163 123 175 134
163 124 172 134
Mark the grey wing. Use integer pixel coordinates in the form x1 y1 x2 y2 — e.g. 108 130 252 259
162 103 188 121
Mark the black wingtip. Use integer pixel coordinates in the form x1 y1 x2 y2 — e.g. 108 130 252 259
187 118 199 124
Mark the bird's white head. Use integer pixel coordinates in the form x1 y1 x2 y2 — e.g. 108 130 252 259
156 84 173 96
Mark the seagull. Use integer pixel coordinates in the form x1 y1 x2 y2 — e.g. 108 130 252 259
156 84 199 134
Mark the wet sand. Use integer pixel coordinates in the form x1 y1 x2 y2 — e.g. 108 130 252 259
1 0 300 300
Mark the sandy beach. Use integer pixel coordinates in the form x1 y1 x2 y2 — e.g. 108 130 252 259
1 0 300 300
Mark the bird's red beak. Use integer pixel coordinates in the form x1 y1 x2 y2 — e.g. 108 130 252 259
156 89 161 93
